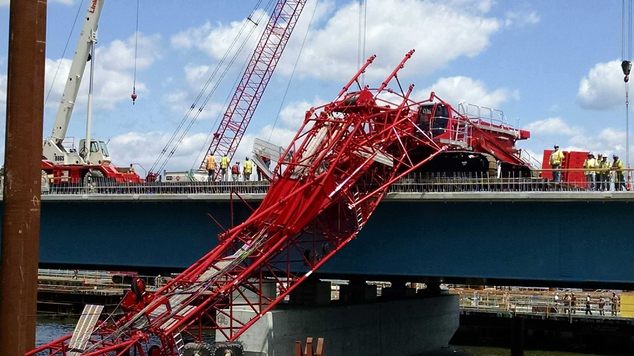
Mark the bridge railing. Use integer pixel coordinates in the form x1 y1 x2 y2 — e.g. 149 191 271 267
456 289 625 318
37 168 634 196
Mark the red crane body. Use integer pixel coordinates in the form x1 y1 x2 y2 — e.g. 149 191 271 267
199 0 308 170
29 50 534 355
29 51 450 356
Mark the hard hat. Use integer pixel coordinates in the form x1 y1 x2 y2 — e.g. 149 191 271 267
614 154 619 158
597 153 603 157
588 152 593 156
554 144 559 148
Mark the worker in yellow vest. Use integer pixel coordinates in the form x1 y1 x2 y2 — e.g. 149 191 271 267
596 154 604 190
549 145 564 182
243 157 253 181
220 155 230 181
583 153 596 190
205 155 216 182
612 154 625 191
600 155 610 191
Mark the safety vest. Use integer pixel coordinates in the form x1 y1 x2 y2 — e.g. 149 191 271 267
613 159 624 173
244 160 253 174
583 158 596 174
221 156 230 169
550 150 564 165
206 156 216 170
601 160 609 173
231 164 240 174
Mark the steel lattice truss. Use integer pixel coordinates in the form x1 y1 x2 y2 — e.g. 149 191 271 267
29 51 450 356
199 0 307 170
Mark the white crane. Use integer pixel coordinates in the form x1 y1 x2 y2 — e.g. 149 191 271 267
42 0 110 166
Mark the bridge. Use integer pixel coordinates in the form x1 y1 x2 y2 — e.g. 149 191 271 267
5 178 634 288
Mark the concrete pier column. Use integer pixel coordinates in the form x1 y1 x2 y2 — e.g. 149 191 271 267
218 293 460 356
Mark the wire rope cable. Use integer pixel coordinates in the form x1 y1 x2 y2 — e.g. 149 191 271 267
155 0 274 174
149 0 267 174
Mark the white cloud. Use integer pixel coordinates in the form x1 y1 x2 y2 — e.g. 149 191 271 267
171 8 269 62
523 116 627 159
523 117 582 136
578 60 625 110
279 0 501 81
417 76 518 109
504 11 540 27
566 127 626 157
184 64 210 87
44 32 160 111
108 131 208 173
179 0 502 82
278 97 325 129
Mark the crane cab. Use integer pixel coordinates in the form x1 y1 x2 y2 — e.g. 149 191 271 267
79 139 111 165
416 103 469 148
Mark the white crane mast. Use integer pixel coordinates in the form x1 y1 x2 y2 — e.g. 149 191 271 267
43 0 104 165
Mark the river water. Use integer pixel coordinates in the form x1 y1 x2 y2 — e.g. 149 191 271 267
35 320 610 356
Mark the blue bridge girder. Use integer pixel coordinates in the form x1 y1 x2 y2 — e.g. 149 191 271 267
2 188 630 289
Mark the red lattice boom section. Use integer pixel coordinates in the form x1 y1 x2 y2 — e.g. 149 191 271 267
29 50 449 356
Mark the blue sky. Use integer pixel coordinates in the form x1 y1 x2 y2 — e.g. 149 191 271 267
0 0 631 172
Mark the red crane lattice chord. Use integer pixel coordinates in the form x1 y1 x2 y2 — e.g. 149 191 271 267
29 51 451 356
199 0 308 170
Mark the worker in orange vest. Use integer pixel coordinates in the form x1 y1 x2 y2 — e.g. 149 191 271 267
205 155 216 182
231 161 241 182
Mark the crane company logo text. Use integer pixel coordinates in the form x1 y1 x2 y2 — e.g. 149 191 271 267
53 154 64 162
89 0 98 13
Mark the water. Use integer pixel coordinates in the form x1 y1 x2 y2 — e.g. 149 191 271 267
35 321 610 356
36 319 74 347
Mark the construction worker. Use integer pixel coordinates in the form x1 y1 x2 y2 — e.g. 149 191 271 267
550 145 564 182
612 154 625 191
243 157 253 181
583 153 596 190
610 292 619 316
231 161 241 182
600 155 610 190
585 294 592 315
595 154 604 190
220 154 230 181
205 155 216 182
129 164 135 174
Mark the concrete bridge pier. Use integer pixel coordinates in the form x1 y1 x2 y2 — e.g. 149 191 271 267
510 317 525 356
217 293 459 356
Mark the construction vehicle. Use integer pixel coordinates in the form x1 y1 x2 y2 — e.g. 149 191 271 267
402 99 534 178
41 0 141 185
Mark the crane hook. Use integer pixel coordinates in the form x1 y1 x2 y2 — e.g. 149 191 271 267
131 88 138 105
622 61 632 83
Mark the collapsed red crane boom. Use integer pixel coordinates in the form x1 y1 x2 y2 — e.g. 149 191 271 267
29 51 449 356
199 0 307 169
